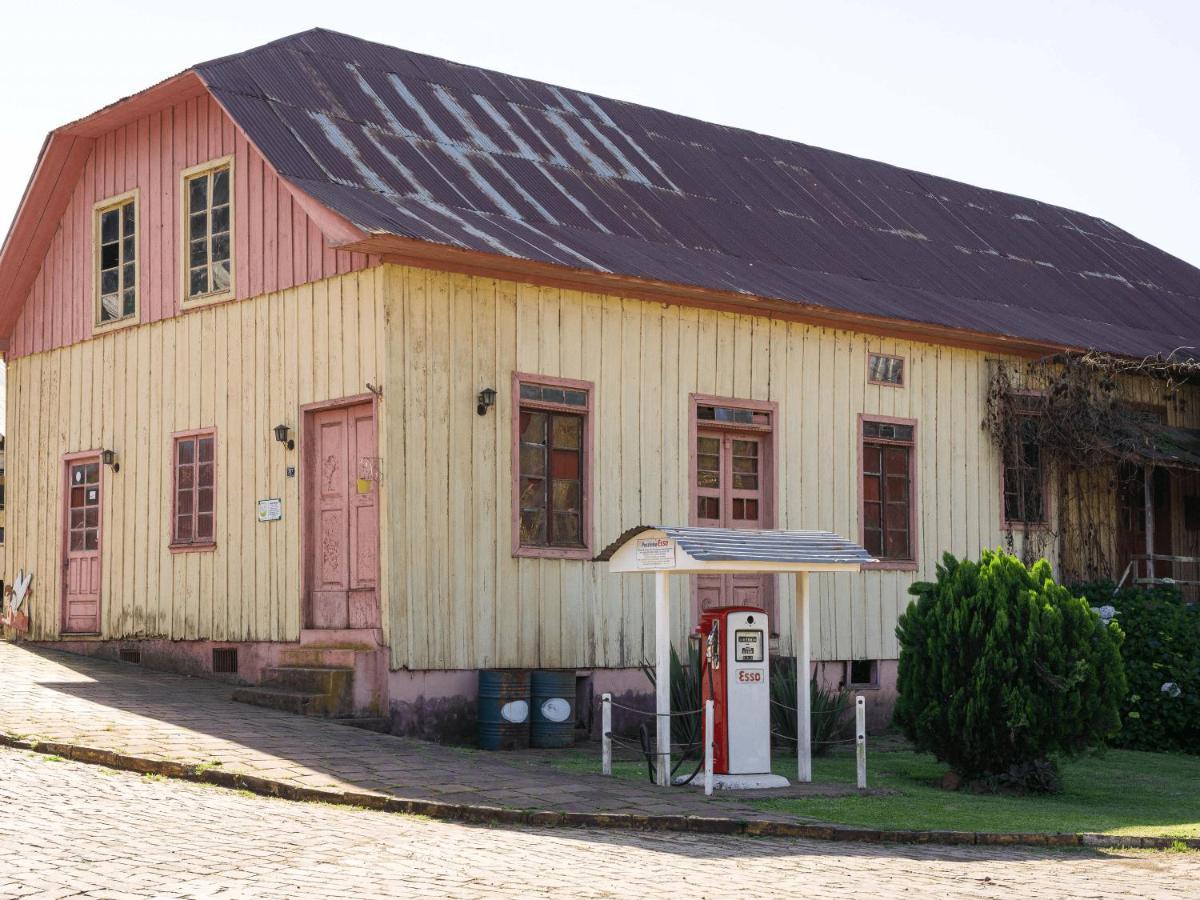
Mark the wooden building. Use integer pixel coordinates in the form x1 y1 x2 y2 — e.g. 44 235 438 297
2 29 1199 734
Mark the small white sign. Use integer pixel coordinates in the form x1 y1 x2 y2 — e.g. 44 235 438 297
635 537 676 569
256 498 283 522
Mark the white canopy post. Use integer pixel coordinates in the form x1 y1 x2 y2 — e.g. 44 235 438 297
796 571 812 782
655 570 671 786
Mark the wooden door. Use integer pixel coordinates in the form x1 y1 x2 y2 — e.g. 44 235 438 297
305 402 379 630
1117 463 1172 580
63 457 102 633
694 430 773 619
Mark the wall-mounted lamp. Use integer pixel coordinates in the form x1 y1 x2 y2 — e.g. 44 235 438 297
477 387 497 417
101 449 120 473
273 424 295 451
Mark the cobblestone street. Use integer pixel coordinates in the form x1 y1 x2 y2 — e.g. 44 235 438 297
3 747 1196 899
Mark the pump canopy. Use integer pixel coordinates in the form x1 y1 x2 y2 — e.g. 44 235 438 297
599 524 874 788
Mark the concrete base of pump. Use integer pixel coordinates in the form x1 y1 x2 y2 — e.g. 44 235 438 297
711 773 791 791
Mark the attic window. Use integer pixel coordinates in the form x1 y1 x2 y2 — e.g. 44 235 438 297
868 353 904 386
94 192 138 326
182 158 233 302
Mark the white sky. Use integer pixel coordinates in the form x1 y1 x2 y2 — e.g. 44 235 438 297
1 0 1198 269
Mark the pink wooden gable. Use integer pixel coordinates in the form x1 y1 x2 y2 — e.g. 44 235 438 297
1 75 376 359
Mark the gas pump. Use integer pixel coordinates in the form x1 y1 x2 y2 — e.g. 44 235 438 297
698 607 790 789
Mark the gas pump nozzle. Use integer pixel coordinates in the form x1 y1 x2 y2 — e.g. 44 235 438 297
706 620 720 671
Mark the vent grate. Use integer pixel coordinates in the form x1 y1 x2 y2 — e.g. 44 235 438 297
118 648 141 665
212 647 239 674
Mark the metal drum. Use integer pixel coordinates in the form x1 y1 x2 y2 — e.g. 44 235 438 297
530 670 576 749
478 670 531 751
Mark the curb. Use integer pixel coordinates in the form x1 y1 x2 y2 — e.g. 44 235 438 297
4 734 1197 851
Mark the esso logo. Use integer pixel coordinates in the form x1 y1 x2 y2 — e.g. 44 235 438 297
737 670 763 683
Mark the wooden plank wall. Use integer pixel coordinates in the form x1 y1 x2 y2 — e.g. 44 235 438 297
379 264 1068 672
12 257 1200 669
9 92 371 360
7 269 387 642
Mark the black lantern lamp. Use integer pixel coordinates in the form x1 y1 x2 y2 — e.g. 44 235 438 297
273 424 295 451
477 387 497 416
101 449 120 473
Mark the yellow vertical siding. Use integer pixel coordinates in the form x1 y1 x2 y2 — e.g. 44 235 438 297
11 259 1197 672
377 264 1083 671
8 268 386 643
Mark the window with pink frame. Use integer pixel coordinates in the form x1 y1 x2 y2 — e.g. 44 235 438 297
860 417 917 565
513 374 592 558
172 431 216 548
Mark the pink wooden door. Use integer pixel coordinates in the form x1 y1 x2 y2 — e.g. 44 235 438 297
694 431 773 620
306 402 379 630
63 458 102 633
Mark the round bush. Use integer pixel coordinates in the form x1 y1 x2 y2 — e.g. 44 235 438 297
1071 582 1200 753
895 550 1126 791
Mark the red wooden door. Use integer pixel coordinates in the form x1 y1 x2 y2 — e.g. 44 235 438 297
306 402 379 630
63 457 102 633
694 431 773 619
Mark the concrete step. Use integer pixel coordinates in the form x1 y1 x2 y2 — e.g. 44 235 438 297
300 628 383 650
331 716 392 733
231 686 330 716
277 647 358 669
260 665 353 696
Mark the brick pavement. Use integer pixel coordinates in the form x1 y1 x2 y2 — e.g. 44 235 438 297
3 747 1195 899
0 643 821 824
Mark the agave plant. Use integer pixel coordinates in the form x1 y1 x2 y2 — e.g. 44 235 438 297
641 639 704 755
769 657 852 757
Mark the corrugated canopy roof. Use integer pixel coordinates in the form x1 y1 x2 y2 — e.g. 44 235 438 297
187 28 1200 360
595 525 876 568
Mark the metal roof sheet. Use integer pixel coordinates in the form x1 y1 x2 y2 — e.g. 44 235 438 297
194 28 1200 359
595 525 877 566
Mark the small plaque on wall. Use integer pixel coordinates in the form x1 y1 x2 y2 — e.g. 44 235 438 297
256 498 283 522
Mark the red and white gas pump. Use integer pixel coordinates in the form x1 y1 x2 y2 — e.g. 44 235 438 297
698 606 790 789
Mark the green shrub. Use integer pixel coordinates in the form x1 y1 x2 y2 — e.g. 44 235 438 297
769 657 852 757
895 551 1126 791
1071 582 1200 754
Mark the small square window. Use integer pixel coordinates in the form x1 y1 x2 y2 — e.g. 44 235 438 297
868 353 904 386
848 659 878 687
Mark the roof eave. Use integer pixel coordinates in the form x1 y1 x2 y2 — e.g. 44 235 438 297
347 231 1081 360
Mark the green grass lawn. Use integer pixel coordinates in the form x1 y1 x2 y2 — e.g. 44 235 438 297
547 743 1200 838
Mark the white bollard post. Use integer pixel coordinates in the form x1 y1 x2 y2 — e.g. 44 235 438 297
601 693 612 777
704 699 714 797
856 695 867 790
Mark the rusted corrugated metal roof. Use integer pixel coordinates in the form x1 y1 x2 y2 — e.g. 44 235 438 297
195 28 1200 359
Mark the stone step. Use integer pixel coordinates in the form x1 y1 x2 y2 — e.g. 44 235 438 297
260 665 353 696
331 716 392 733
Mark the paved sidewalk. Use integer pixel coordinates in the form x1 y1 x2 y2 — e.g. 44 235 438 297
0 643 814 824
1 643 1194 850
6 746 1194 900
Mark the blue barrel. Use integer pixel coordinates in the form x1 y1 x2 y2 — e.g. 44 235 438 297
478 670 531 750
531 670 576 749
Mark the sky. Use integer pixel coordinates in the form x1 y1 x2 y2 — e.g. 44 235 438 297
0 0 1197 270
